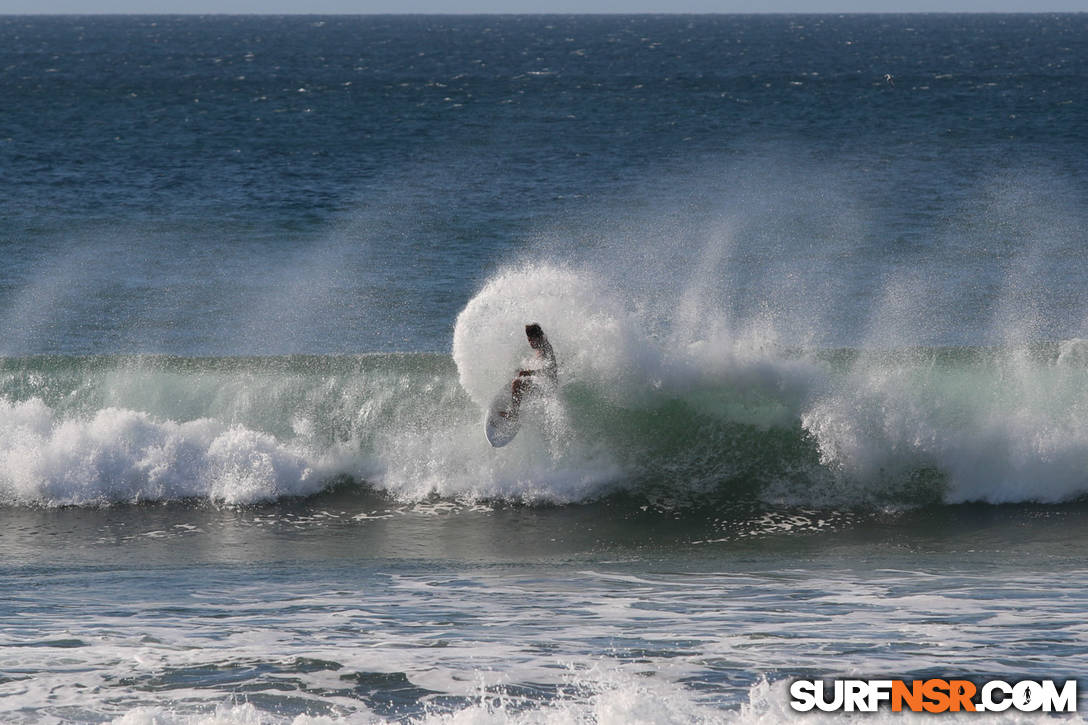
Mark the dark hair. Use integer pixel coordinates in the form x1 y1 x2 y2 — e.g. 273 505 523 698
525 323 544 340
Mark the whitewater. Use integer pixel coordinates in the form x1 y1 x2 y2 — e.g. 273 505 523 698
4 262 1088 508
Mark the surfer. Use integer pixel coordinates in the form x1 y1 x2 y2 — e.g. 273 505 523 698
505 323 557 419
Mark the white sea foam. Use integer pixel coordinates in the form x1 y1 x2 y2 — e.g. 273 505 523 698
108 677 1083 725
0 397 331 505
800 345 1088 504
6 562 1084 725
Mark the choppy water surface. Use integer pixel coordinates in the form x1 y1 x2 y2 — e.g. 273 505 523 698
3 500 1088 723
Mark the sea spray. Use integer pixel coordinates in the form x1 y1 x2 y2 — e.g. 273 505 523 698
452 265 642 409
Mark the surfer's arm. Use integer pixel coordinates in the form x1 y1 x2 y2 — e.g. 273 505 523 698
541 351 558 386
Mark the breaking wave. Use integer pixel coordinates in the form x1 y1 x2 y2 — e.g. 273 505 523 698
2 265 1088 508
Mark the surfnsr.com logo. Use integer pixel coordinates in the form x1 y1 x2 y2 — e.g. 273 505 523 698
789 679 1078 713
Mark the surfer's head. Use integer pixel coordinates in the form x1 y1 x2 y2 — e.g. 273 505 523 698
525 323 545 348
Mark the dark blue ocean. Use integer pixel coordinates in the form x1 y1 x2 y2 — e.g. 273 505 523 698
2 14 1088 723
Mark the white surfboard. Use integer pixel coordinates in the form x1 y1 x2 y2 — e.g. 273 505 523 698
485 388 521 447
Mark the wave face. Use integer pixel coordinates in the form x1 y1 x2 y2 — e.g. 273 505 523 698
4 267 1088 508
